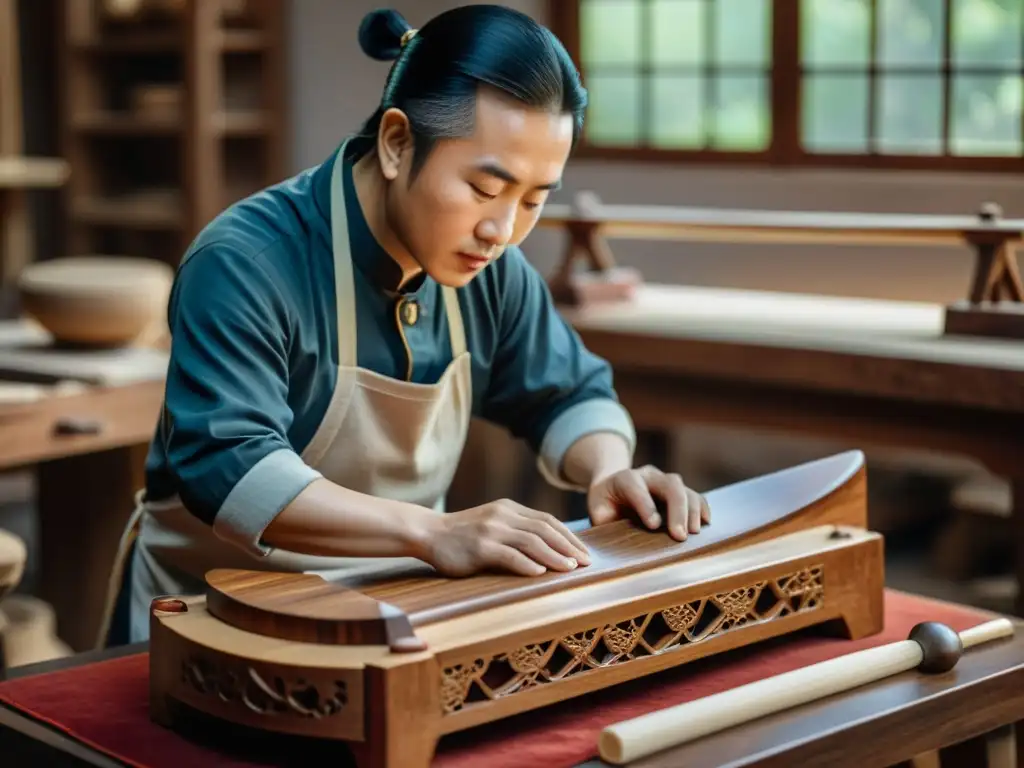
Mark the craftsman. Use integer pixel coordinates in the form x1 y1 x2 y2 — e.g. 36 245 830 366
103 5 709 645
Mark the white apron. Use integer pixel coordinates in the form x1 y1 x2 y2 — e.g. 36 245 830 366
96 141 473 646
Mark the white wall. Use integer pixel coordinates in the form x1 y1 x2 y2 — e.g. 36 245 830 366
287 0 1024 304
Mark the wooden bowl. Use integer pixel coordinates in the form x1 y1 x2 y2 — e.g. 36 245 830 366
17 256 174 347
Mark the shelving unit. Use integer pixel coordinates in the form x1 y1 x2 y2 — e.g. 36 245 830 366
1 0 70 284
58 0 287 266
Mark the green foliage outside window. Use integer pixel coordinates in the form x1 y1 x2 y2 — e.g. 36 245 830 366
577 0 1023 157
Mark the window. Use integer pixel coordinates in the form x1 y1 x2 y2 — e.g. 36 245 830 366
550 0 1024 170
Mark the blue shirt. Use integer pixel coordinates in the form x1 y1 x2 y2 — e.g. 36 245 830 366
145 139 635 556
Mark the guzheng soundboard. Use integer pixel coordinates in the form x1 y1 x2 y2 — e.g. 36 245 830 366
148 450 884 768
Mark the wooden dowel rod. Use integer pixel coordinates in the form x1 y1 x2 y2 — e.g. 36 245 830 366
539 203 1024 239
598 618 1015 765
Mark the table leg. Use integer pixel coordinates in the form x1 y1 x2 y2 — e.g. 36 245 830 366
34 444 147 653
933 724 1018 768
1014 480 1024 620
984 724 1017 768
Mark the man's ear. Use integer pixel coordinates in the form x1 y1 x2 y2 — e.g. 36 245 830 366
376 108 414 181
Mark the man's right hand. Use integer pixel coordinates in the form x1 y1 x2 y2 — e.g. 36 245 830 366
418 499 592 577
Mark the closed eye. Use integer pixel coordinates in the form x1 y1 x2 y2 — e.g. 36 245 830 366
470 183 496 200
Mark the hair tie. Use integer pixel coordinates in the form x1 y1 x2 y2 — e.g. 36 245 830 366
401 28 418 48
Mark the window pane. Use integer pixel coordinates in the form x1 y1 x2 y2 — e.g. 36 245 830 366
580 0 642 67
714 0 770 67
802 74 870 151
876 75 943 153
650 75 704 148
952 0 1023 68
950 74 1024 155
711 75 770 150
877 0 945 68
650 0 705 66
801 0 871 68
586 74 644 145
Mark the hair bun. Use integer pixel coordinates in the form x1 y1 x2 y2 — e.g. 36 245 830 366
358 9 413 61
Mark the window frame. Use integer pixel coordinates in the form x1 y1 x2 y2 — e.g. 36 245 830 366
549 0 1024 173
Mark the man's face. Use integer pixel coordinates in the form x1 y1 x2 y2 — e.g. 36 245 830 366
379 88 574 287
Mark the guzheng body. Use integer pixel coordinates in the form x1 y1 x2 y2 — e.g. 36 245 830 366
148 450 884 768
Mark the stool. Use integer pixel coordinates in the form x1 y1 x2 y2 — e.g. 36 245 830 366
0 527 71 669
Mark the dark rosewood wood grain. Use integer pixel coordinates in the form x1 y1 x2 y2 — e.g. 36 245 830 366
204 451 866 644
350 450 865 625
203 570 424 652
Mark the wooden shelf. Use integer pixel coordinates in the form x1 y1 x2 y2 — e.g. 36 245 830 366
216 111 268 136
72 112 181 135
69 31 179 52
68 28 265 54
71 110 267 136
218 29 267 52
59 0 287 263
70 194 182 230
0 157 71 189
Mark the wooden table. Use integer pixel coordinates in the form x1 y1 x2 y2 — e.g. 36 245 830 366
581 625 1024 768
1 606 1023 767
561 284 1024 614
0 379 164 652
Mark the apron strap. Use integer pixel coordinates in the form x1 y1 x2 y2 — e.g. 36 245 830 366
330 146 358 369
93 491 147 650
442 286 466 358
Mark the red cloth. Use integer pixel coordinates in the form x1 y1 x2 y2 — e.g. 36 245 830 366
0 590 995 768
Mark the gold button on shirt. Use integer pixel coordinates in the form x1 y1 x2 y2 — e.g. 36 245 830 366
400 298 420 326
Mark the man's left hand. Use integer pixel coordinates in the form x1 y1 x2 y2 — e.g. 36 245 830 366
587 465 710 541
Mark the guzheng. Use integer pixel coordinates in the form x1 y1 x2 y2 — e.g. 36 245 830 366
148 449 885 768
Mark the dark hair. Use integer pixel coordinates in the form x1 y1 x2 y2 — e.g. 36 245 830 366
354 5 587 175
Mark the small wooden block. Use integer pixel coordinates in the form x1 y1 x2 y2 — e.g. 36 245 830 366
943 300 1024 341
550 266 642 307
52 416 104 436
204 569 426 651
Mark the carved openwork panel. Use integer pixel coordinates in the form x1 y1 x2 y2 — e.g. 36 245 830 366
164 645 365 740
440 565 824 714
181 654 349 719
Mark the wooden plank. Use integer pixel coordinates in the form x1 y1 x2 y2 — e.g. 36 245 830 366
539 203 1024 246
0 157 70 189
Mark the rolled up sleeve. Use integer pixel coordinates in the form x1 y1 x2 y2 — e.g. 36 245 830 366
479 247 636 492
160 242 321 557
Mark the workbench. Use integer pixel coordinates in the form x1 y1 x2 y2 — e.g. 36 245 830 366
0 378 163 652
0 590 1021 767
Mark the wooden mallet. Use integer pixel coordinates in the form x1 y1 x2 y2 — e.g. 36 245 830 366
599 618 1015 765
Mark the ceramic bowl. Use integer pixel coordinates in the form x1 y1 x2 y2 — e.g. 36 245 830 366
17 256 174 347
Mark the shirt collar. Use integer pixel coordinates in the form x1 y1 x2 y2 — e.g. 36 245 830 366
312 139 427 296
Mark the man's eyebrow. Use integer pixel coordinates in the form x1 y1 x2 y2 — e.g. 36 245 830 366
477 162 562 191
